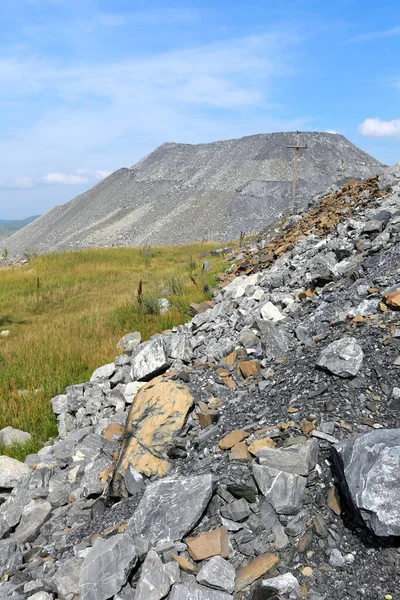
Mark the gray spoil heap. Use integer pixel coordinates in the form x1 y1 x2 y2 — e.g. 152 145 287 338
1 164 400 600
1 132 384 258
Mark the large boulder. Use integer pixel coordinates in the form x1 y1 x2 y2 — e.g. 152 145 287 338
0 426 32 447
333 429 400 536
80 534 137 600
111 375 194 493
127 474 213 547
316 337 363 378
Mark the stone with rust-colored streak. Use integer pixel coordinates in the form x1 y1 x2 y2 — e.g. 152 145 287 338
185 526 229 561
111 375 194 494
248 437 275 455
235 553 279 592
219 430 249 450
239 360 261 378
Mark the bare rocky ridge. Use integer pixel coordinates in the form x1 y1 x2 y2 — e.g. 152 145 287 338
1 132 384 258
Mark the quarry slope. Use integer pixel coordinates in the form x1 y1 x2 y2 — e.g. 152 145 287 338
2 132 384 257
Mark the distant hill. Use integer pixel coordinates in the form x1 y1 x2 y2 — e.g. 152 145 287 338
1 132 384 257
0 216 39 239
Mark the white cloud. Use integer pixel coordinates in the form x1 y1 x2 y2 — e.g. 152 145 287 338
41 172 89 184
358 117 400 139
346 25 400 43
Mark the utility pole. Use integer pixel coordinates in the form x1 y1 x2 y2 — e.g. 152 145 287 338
287 131 307 208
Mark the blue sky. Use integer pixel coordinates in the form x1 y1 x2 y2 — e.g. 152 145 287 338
1 0 399 219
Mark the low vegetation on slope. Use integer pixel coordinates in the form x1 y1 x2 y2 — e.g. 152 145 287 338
0 243 227 459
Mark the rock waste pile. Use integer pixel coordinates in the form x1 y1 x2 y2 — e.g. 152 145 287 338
1 132 383 258
1 164 400 599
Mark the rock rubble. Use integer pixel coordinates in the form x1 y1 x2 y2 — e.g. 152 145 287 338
0 164 400 599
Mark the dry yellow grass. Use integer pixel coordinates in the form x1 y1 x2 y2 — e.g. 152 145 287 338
0 243 228 459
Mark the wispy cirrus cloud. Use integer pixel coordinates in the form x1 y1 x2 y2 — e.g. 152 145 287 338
0 169 110 190
345 25 400 43
358 117 400 139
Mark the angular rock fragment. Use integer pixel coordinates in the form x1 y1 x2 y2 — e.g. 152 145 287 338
0 456 30 488
260 301 285 322
261 572 300 599
253 464 307 514
131 336 170 381
127 474 213 547
90 362 115 382
316 337 363 378
333 429 400 536
235 553 279 592
135 550 177 600
111 375 194 491
12 500 52 544
257 439 318 476
186 526 229 561
116 331 141 352
219 430 249 450
196 556 235 593
253 319 289 361
169 583 232 599
80 534 137 600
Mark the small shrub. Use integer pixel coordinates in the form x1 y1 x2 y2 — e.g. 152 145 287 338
166 276 184 295
23 249 38 261
186 256 197 276
137 293 161 315
2 248 8 260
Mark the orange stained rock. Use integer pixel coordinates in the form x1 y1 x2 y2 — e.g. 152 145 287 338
229 442 251 462
219 429 249 450
185 526 229 561
248 437 275 455
111 375 194 492
235 553 279 591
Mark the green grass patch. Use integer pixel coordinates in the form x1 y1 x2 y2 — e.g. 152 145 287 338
0 243 228 459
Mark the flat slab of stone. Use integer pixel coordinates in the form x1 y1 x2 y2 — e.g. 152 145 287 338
127 474 213 546
80 534 137 600
0 456 30 488
169 583 232 600
235 553 279 592
12 499 52 544
316 337 363 378
111 375 194 492
257 439 318 476
186 526 229 561
90 362 115 382
333 428 400 536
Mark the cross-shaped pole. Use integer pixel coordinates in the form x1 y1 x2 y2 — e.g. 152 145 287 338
287 131 307 207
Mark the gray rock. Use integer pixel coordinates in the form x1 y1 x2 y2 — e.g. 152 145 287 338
116 332 141 352
272 520 289 549
220 498 250 522
0 456 30 488
90 362 115 382
80 534 137 600
253 319 289 360
131 337 170 381
308 252 338 284
260 301 285 322
0 426 32 447
257 439 318 476
135 550 176 600
169 583 232 600
158 298 172 314
262 572 300 599
329 548 345 568
28 592 54 600
124 465 145 496
253 464 307 515
333 429 400 536
50 395 68 415
13 500 52 544
127 474 213 546
52 556 83 600
316 336 363 378
0 539 22 576
196 556 235 593
167 334 194 363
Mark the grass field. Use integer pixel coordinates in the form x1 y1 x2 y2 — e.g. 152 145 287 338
0 243 228 460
